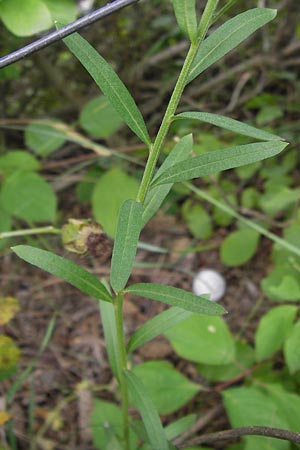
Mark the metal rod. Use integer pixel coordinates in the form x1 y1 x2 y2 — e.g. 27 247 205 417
0 0 140 69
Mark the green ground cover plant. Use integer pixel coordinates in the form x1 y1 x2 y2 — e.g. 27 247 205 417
2 1 300 449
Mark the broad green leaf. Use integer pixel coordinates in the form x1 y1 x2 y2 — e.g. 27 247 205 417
241 187 260 209
255 306 297 362
91 399 137 450
198 341 255 382
110 200 143 292
0 0 52 36
127 307 193 353
266 384 300 432
124 370 169 450
63 33 151 145
220 229 260 267
172 0 197 42
261 267 300 301
99 300 121 380
259 186 300 216
125 283 226 315
43 0 77 23
79 96 123 138
223 386 290 450
0 207 11 250
106 431 123 450
184 448 213 450
182 200 212 240
165 414 196 441
92 168 139 238
12 245 112 303
175 112 282 141
142 134 193 227
133 361 200 415
187 8 277 83
256 105 283 126
152 141 288 186
0 172 56 222
165 314 235 365
25 121 67 157
0 151 40 177
284 320 300 373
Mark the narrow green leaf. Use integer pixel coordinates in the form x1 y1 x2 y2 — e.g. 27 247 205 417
127 307 193 353
124 370 169 450
188 8 277 84
125 283 226 315
12 245 112 303
99 300 121 380
165 414 196 441
142 134 193 226
63 33 151 145
172 0 198 42
110 200 143 292
175 111 283 141
152 141 288 186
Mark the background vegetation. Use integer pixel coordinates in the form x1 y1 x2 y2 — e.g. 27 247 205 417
0 0 300 449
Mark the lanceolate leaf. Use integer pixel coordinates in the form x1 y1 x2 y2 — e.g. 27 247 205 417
172 0 198 42
124 370 169 450
127 307 193 353
110 200 143 293
174 111 283 141
63 33 151 145
99 300 121 380
187 8 277 84
142 134 193 226
12 245 112 303
152 141 288 186
125 283 226 315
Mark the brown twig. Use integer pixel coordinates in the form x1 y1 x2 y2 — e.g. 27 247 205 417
173 405 222 446
180 426 300 448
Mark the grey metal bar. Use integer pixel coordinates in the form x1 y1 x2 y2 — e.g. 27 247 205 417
0 0 140 69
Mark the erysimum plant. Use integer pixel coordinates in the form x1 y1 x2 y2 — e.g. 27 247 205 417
11 1 289 449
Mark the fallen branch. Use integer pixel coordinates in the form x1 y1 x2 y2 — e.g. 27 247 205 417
180 426 300 448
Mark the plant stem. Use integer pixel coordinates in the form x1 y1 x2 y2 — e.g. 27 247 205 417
114 293 130 450
186 182 300 259
136 0 219 203
0 226 61 240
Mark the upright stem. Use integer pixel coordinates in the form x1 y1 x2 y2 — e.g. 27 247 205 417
136 0 219 203
115 1 220 445
114 293 130 450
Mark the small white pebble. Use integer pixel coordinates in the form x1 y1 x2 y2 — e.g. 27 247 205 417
192 269 226 302
77 0 94 13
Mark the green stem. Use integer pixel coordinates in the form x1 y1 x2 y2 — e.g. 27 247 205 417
136 0 219 203
186 182 300 259
0 226 61 240
114 293 130 450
